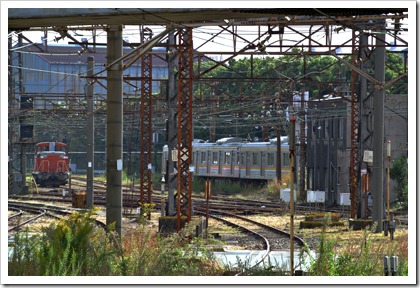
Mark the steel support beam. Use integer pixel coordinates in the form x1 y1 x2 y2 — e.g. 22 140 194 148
106 25 123 235
176 27 194 231
349 30 361 219
139 27 153 218
359 32 373 219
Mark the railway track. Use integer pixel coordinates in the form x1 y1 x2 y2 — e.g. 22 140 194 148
195 207 306 275
8 200 107 231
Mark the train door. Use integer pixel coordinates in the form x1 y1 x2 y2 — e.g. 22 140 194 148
231 151 236 177
246 151 251 177
218 151 223 175
267 152 275 179
211 151 218 175
193 150 198 175
261 151 266 177
239 151 245 178
206 151 211 175
222 151 231 177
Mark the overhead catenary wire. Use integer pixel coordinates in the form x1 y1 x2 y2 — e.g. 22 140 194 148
9 19 407 138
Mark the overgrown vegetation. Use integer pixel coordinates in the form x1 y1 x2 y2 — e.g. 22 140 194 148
8 207 409 277
390 156 408 208
9 209 120 276
266 174 291 198
8 209 223 276
301 214 408 276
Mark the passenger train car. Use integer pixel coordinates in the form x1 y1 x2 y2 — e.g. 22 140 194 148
32 142 70 187
162 137 291 182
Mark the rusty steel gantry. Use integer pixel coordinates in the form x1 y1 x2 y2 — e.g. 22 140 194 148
139 27 153 218
8 8 409 234
176 27 194 230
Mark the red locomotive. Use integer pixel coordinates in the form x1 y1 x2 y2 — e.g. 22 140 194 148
32 142 70 187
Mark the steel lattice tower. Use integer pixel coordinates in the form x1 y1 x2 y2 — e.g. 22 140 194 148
176 27 194 230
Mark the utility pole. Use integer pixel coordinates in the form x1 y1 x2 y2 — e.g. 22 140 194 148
372 21 386 233
166 29 177 216
106 25 123 236
289 115 296 276
387 140 391 222
86 56 95 208
299 90 306 201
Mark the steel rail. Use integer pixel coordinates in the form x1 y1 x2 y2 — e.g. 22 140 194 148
195 207 306 275
194 209 270 276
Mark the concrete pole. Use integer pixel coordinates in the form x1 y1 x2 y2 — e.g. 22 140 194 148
166 30 177 216
289 116 296 276
372 21 386 233
299 91 306 201
387 140 391 221
106 25 123 235
86 56 94 208
8 35 14 177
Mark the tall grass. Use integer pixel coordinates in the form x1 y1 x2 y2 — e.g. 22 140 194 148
8 209 223 276
9 208 409 276
302 215 408 276
9 209 120 276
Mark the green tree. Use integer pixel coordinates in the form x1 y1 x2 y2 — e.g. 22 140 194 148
385 52 408 94
390 156 408 207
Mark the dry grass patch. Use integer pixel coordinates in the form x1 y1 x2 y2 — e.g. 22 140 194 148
244 213 408 259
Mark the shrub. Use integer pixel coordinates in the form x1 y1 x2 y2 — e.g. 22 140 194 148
390 156 408 207
304 219 388 276
9 209 223 276
9 209 123 276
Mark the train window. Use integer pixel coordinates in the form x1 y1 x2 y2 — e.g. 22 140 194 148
240 152 245 165
212 152 218 164
201 152 206 164
267 153 274 166
224 152 231 165
252 152 260 166
282 152 290 167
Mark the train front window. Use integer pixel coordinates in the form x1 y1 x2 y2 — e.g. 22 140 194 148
37 151 66 158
